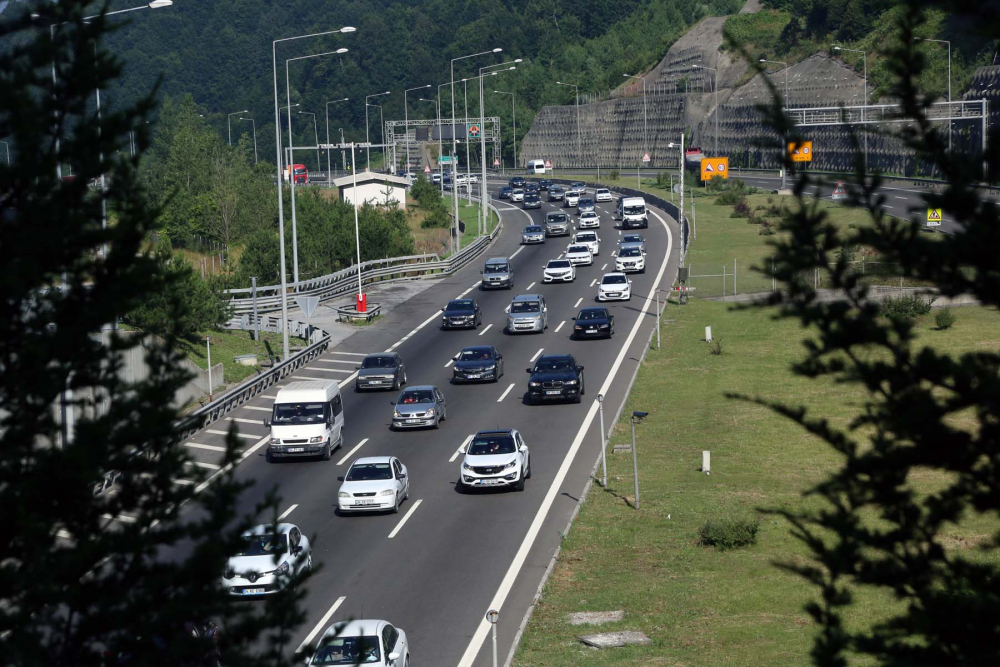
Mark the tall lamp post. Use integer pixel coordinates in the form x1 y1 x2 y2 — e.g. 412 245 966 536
669 136 685 245
833 46 867 170
279 103 299 168
272 26 356 360
365 91 390 170
404 85 431 180
760 58 790 189
298 111 321 173
494 90 516 172
555 81 581 168
419 96 443 195
325 97 349 180
451 48 502 176
693 64 719 156
623 74 649 186
238 117 257 164
915 37 952 154
227 109 248 146
479 61 521 237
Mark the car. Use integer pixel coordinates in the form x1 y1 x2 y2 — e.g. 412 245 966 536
221 523 311 597
538 178 553 190
431 173 442 184
510 188 525 202
597 272 632 301
523 193 541 209
406 171 416 180
356 353 407 391
307 619 408 666
545 211 571 237
526 354 585 404
452 345 504 383
337 456 410 512
455 173 469 185
578 211 600 229
572 307 614 339
595 188 613 202
480 256 514 290
441 298 482 329
564 190 580 207
570 181 587 191
467 174 479 184
499 186 513 199
524 181 539 193
573 230 601 256
542 258 576 283
391 386 446 430
509 176 526 188
458 429 530 492
548 186 565 201
521 224 545 244
577 197 596 214
615 244 646 273
506 293 548 334
620 233 646 252
565 244 594 266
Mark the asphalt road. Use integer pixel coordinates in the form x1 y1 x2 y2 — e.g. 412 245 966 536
165 179 681 664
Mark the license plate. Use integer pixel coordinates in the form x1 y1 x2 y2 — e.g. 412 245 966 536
355 499 376 505
368 380 382 385
467 374 481 379
546 390 562 395
587 329 597 333
406 419 421 424
287 447 304 453
242 588 265 595
478 479 501 485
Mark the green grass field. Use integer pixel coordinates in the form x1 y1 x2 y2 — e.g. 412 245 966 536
513 300 999 666
179 329 308 385
442 194 500 253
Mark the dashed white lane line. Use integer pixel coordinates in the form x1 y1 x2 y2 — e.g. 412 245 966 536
207 429 260 440
295 596 347 655
509 245 526 259
478 323 493 336
185 442 228 453
450 434 474 463
385 302 451 354
172 479 195 486
277 503 298 521
589 278 597 287
192 435 269 496
294 376 339 382
305 367 354 375
530 348 544 362
313 359 358 366
328 351 367 357
895 196 908 200
457 281 483 298
243 406 272 412
186 461 221 470
388 499 423 539
601 263 607 271
445 357 456 368
226 417 261 425
574 297 583 308
554 321 566 333
337 438 369 466
497 383 516 403
526 282 536 291
262 394 278 399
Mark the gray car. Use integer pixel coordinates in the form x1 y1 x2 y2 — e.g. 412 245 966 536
356 353 407 391
545 211 570 237
481 257 514 290
521 225 545 244
506 294 548 334
391 385 447 429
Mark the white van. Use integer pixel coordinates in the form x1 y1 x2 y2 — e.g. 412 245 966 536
526 159 547 174
264 380 344 462
616 196 648 229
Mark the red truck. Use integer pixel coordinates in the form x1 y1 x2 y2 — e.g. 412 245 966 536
283 163 309 184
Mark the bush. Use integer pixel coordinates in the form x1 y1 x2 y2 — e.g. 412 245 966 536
730 197 751 218
879 295 934 319
410 175 441 209
420 203 451 229
709 339 723 355
935 309 956 330
698 516 760 551
609 169 619 180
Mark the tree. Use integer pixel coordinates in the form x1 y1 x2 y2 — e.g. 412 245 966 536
207 143 246 264
0 2 310 663
740 1 1000 663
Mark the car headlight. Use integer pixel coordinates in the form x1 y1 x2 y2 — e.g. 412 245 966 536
426 408 435 417
574 325 583 330
463 462 474 471
393 410 402 418
565 380 578 386
275 561 289 576
529 381 541 388
379 489 395 497
308 436 324 444
599 324 610 329
268 437 280 446
484 364 496 371
502 460 517 470
338 491 350 498
223 568 234 579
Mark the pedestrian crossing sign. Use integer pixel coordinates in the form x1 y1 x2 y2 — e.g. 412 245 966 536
700 157 729 181
926 208 942 226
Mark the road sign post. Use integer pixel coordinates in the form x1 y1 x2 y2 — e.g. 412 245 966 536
831 180 848 201
486 610 500 667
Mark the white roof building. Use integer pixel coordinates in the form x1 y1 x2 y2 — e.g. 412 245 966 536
332 171 409 210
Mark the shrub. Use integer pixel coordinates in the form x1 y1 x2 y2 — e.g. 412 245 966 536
935 309 956 330
879 294 934 319
609 169 619 180
419 202 451 228
699 516 760 551
709 339 723 356
759 221 777 235
730 197 751 218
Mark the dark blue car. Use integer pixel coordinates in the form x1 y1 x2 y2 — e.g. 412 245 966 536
572 307 614 339
499 186 513 199
452 346 504 383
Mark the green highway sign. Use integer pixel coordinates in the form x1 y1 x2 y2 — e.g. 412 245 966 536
438 156 455 164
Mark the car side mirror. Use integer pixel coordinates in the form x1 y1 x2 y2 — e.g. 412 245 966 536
355 365 361 370
519 445 528 453
525 368 532 373
398 472 406 479
571 316 577 320
388 651 401 661
577 366 585 372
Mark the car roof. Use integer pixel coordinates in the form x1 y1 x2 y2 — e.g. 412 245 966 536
512 293 543 301
524 224 542 228
242 523 295 537
603 271 628 278
568 245 590 251
596 187 610 192
576 231 597 236
475 429 514 437
580 211 598 216
322 619 385 639
352 456 395 466
401 384 437 392
537 354 574 361
579 306 609 314
461 345 493 352
486 257 509 263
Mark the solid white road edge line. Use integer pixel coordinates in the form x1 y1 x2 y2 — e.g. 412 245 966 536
337 438 369 466
277 503 298 521
497 383 515 403
450 434 474 463
206 429 260 440
387 499 423 539
295 596 347 655
226 417 260 424
529 348 544 363
455 205 674 667
478 323 494 336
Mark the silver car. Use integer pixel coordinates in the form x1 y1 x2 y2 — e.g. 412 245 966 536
506 294 548 334
481 257 514 290
221 523 311 597
356 353 407 391
521 225 545 244
391 385 447 429
545 211 570 237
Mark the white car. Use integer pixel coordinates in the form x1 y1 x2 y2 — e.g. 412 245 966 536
615 245 646 273
337 456 410 513
597 272 632 301
573 231 601 256
221 523 312 597
511 188 525 202
595 188 613 202
563 190 580 207
467 174 480 183
578 211 600 229
565 244 594 266
455 173 469 185
543 258 576 283
307 619 408 666
459 429 530 492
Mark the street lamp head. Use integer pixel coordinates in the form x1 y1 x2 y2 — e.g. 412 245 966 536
513 58 523 63
492 48 503 53
597 393 604 403
335 48 349 54
340 26 357 33
759 58 767 63
833 46 842 51
148 0 173 8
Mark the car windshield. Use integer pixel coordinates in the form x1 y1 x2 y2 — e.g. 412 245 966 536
547 260 571 269
603 275 628 285
524 226 542 233
597 189 609 194
525 195 539 201
293 168 307 174
510 300 540 314
580 199 593 205
469 435 516 456
547 214 568 224
623 235 643 243
581 213 597 219
446 300 473 311
398 389 434 404
459 348 494 361
485 263 509 273
620 247 642 257
310 636 381 665
534 357 574 372
550 187 562 193
271 402 326 425
578 309 607 321
361 356 396 369
576 234 596 242
568 245 589 254
624 205 644 215
346 463 393 481
513 189 523 195
235 533 288 557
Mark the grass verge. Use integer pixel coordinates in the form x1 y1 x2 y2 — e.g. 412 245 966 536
179 329 308 385
443 194 500 253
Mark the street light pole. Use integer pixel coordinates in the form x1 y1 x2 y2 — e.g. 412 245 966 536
364 91 390 170
694 64 719 155
227 109 248 146
760 59 790 189
422 94 444 197
238 117 257 164
325 97 349 181
597 394 607 487
555 81 581 167
404 85 431 180
298 111 320 173
494 90 516 171
451 47 503 180
916 38 952 154
624 74 648 182
479 61 521 240
833 46 867 171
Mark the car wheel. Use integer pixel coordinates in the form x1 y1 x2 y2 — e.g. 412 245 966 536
526 461 532 479
581 377 586 395
515 470 526 492
393 376 400 391
321 441 332 461
265 448 274 463
392 493 400 514
573 392 582 404
404 483 409 501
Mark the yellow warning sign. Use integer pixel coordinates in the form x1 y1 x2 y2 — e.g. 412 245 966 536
788 141 813 163
700 157 729 181
926 208 942 226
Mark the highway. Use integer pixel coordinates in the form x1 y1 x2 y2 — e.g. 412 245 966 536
169 178 681 664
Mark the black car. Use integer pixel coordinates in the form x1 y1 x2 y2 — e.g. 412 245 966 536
523 193 541 209
509 176 526 188
524 181 539 193
441 298 482 329
526 354 585 404
499 186 513 199
356 353 407 391
548 186 565 202
572 307 614 339
452 345 504 383
538 179 553 190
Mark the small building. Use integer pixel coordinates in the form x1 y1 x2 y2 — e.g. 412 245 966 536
332 171 409 210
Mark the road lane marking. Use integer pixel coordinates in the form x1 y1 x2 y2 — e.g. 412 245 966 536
337 438 369 466
574 297 583 308
207 429 260 440
295 596 347 655
172 479 195 486
387 499 423 539
478 323 493 336
277 504 298 521
226 417 261 424
589 279 597 287
102 513 137 524
186 461 221 470
509 245 526 259
185 442 228 453
450 434 474 463
895 196 908 200
526 282 535 291
456 198 676 667
529 348 544 362
445 358 456 368
328 351 367 357
313 359 358 366
497 383 515 403
243 406 271 412
601 263 607 271
555 321 565 333
457 281 483 298
262 394 278 399
293 376 339 382
305 367 353 374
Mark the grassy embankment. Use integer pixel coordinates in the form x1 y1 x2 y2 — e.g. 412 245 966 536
179 330 308 385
